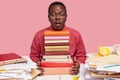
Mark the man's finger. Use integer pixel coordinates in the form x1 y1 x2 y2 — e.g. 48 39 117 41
73 57 77 62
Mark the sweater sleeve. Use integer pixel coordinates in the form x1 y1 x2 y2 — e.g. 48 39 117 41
75 33 87 64
30 32 43 63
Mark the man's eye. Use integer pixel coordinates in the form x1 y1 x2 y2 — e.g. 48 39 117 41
50 13 56 16
60 13 66 16
60 12 66 16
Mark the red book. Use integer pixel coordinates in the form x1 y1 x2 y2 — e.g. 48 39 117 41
0 53 27 65
41 62 73 67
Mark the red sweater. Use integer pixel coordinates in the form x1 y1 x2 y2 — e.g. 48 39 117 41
30 26 86 63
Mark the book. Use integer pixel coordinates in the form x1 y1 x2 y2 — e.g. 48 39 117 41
41 61 73 67
44 30 69 36
45 40 69 44
43 55 69 59
42 55 71 62
42 58 70 62
45 46 69 49
0 53 27 66
45 42 69 46
45 36 69 40
42 67 71 75
45 51 69 55
45 48 69 51
41 55 73 67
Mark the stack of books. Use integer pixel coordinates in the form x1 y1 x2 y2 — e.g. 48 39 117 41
41 30 73 75
41 55 73 75
86 53 120 78
44 30 70 55
0 53 40 80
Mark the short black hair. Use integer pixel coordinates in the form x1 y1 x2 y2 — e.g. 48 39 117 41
48 1 67 14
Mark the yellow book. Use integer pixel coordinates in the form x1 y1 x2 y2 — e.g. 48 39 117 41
45 46 69 49
45 48 69 51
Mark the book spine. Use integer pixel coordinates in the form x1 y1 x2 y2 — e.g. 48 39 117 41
45 51 69 55
43 55 69 59
45 46 69 49
42 67 71 75
41 62 73 67
45 36 69 40
0 58 27 66
44 30 69 36
45 48 69 51
45 40 69 43
45 42 69 46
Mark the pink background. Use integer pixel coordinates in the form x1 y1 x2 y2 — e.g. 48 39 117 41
0 0 120 56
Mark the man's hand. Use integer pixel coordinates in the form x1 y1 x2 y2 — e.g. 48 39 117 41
70 57 80 75
36 61 44 75
36 61 41 67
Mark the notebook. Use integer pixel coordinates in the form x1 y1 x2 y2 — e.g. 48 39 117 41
0 53 27 65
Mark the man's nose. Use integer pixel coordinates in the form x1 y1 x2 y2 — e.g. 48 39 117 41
55 15 60 20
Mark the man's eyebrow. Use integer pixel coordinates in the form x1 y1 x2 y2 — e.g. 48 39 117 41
60 11 65 13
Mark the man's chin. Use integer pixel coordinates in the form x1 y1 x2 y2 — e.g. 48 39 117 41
54 27 63 31
53 26 64 31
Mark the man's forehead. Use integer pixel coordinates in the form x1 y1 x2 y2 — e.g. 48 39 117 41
50 5 66 11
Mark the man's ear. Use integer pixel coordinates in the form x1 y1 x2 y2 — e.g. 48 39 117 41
65 14 67 21
66 14 67 18
48 15 50 18
48 15 50 21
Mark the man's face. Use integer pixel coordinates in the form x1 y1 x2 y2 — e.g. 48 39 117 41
48 5 67 31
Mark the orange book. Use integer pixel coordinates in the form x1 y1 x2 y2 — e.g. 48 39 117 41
0 53 27 65
42 67 71 75
44 30 69 36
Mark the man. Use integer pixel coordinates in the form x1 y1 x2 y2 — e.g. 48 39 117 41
30 1 86 75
